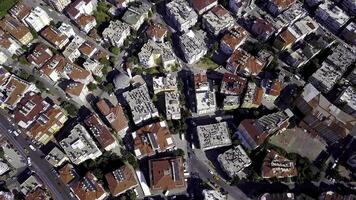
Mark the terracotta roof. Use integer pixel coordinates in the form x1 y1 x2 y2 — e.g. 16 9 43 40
271 0 296 11
240 119 269 146
96 99 128 133
0 16 31 43
262 150 298 178
25 187 50 200
252 18 274 36
40 54 67 77
0 29 12 49
221 73 247 95
67 65 91 81
40 26 69 49
2 75 30 108
71 172 107 200
65 82 85 97
66 0 92 19
278 29 297 48
79 41 96 57
13 92 49 127
92 50 108 62
253 87 264 105
194 73 208 89
105 165 138 196
58 163 77 185
221 26 247 50
134 122 174 158
146 24 168 40
0 67 10 86
9 2 31 21
84 113 116 149
211 5 229 16
75 15 95 29
229 49 264 75
149 156 185 191
27 106 67 143
191 0 217 12
27 44 53 67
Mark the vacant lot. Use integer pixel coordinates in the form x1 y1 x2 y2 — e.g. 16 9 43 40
269 128 327 161
0 0 18 18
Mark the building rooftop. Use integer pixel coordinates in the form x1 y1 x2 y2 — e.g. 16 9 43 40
79 41 97 57
202 5 234 35
58 163 78 185
84 113 117 150
105 165 138 196
96 99 128 133
218 145 251 177
25 187 51 200
179 30 207 63
0 16 32 44
338 86 356 113
165 91 181 120
59 124 102 165
227 48 264 76
149 156 186 192
123 84 158 125
325 44 355 72
122 2 151 27
220 73 247 95
0 75 33 110
9 2 31 21
132 121 175 159
197 122 232 150
317 1 350 27
262 150 298 178
138 40 175 68
309 62 342 93
203 189 227 200
45 146 68 167
221 25 248 51
40 26 69 49
27 44 54 67
66 0 94 19
102 20 130 45
152 74 177 94
191 0 217 14
146 23 168 41
71 172 108 200
166 0 198 28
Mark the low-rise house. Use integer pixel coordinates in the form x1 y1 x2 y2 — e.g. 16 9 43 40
58 23 76 38
251 18 275 42
96 98 129 138
202 5 234 36
75 15 97 33
149 156 186 193
0 16 34 45
9 2 31 24
220 25 248 55
25 7 52 32
65 82 88 102
221 73 247 109
179 30 207 64
59 124 102 165
105 165 138 197
197 122 232 150
122 2 151 31
63 35 85 62
138 40 176 69
0 161 9 176
0 75 35 110
325 44 355 73
58 163 78 185
40 26 70 50
229 0 256 17
166 0 198 32
266 0 296 16
66 0 96 20
25 187 51 200
27 44 54 68
102 20 130 48
218 145 251 177
165 91 181 120
0 29 22 55
152 74 177 94
260 79 283 107
146 23 168 43
194 72 216 115
131 121 175 159
123 84 159 125
227 49 264 76
84 113 118 151
262 150 298 179
191 0 217 15
315 1 350 33
47 0 71 12
83 59 103 77
45 146 69 167
71 172 108 200
79 41 97 58
203 189 227 200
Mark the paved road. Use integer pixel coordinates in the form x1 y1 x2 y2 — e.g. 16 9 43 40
0 111 74 200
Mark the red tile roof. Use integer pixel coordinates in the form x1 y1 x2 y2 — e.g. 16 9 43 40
191 0 217 13
27 44 53 67
105 165 138 196
96 99 128 133
84 113 116 149
262 150 298 178
71 172 107 200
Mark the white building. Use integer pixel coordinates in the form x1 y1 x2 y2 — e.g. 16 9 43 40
138 40 176 69
197 122 232 150
59 124 102 165
62 35 85 62
194 72 216 115
309 62 342 93
202 5 234 36
122 2 151 31
165 91 181 120
166 0 198 32
315 1 350 33
337 86 356 116
66 0 97 20
203 190 226 200
58 23 76 38
179 30 207 64
229 0 256 16
46 0 71 11
152 74 178 94
25 7 52 32
45 146 69 167
102 20 130 48
217 145 251 177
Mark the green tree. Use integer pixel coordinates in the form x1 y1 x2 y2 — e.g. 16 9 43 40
18 56 29 65
110 46 120 55
62 102 79 117
102 83 115 94
0 147 4 159
173 148 185 157
87 82 97 91
121 149 138 169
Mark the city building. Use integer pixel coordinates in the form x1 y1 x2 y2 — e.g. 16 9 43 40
341 22 356 45
194 72 216 115
79 41 97 58
251 18 275 42
18 168 43 195
266 0 296 16
0 29 22 55
96 98 129 138
25 187 51 200
221 73 247 109
308 62 342 94
337 86 356 116
102 20 130 48
63 35 86 62
202 5 235 36
58 163 78 185
45 146 69 167
131 121 175 159
75 15 97 33
138 40 176 69
46 0 71 12
105 165 138 197
260 193 295 200
66 0 97 20
220 25 248 55
218 145 251 177
146 23 168 43
84 113 118 151
148 156 186 192
260 79 283 107
315 1 350 33
152 74 178 94
27 44 54 68
0 161 9 176
229 0 256 16
190 0 217 15
166 0 198 32
197 122 232 150
8 2 31 23
262 150 298 179
122 2 151 30
71 172 108 200
179 30 207 64
0 16 34 45
123 84 159 125
203 189 227 200
65 82 89 102
25 7 52 32
227 48 264 76
40 26 70 50
165 91 181 120
59 124 102 165
83 59 103 77
58 22 76 38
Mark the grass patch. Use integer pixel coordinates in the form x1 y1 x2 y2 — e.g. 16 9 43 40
196 57 219 70
0 0 18 19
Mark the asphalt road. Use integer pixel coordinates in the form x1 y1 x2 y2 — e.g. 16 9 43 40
0 111 74 200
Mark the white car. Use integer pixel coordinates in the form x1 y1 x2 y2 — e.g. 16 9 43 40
29 145 36 151
12 130 19 136
27 157 32 166
208 170 214 175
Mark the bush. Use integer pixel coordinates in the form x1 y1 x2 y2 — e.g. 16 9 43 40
121 149 138 169
110 46 120 55
101 83 115 94
62 102 79 117
87 82 97 91
18 56 29 65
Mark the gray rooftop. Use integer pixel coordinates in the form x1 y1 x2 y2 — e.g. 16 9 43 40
217 145 251 177
197 122 232 150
